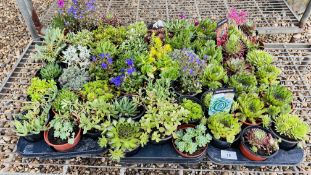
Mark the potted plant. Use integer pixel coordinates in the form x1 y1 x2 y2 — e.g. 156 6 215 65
52 89 79 114
229 72 258 94
26 78 58 102
39 63 62 81
66 29 94 47
58 66 90 91
61 45 91 70
112 96 145 121
201 62 228 90
270 114 309 150
89 52 115 80
44 100 82 152
256 65 281 87
98 118 148 161
192 40 222 64
246 50 273 68
207 112 242 149
173 124 212 158
179 97 204 124
223 34 245 59
235 93 270 126
240 126 279 161
80 80 114 102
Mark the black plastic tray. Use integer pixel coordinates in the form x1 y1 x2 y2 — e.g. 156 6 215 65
206 144 304 166
121 142 205 165
17 136 107 159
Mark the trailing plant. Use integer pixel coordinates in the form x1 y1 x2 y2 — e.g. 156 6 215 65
246 50 273 68
52 89 79 114
207 112 241 143
98 118 148 161
27 78 58 102
112 96 140 118
224 34 244 58
58 66 89 90
140 99 188 142
274 114 309 142
181 99 204 123
229 72 258 94
89 53 115 80
62 45 91 69
256 65 281 86
80 80 114 101
31 27 66 63
244 128 279 156
40 63 62 80
66 29 94 47
93 40 117 57
202 62 228 90
174 124 212 154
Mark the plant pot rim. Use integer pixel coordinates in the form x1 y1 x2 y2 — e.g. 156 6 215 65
241 126 279 159
211 130 241 144
44 127 82 147
240 119 262 126
269 123 300 144
173 124 207 158
116 95 146 120
171 81 200 97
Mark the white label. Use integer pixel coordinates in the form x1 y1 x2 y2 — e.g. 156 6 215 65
221 150 237 160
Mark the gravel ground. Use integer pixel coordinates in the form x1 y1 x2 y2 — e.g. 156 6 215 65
0 0 311 174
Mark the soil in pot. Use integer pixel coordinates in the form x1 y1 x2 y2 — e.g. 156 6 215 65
269 123 298 150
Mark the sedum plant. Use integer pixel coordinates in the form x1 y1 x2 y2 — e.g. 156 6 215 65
40 63 62 80
202 62 228 90
32 27 66 63
52 89 79 114
98 118 148 161
181 99 204 123
66 29 94 47
274 114 309 142
27 78 57 102
174 124 212 154
113 96 140 118
229 72 258 94
62 45 91 69
256 65 281 86
93 25 127 45
207 112 241 143
58 66 89 91
246 50 273 68
80 80 114 102
244 128 279 156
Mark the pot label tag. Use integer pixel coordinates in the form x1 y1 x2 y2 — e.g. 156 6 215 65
221 150 237 160
208 88 235 116
216 18 228 46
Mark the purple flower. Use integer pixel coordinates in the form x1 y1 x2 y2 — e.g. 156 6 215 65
189 69 194 75
72 0 78 5
127 67 136 75
107 58 113 65
203 55 209 59
126 59 134 66
110 76 123 87
182 67 187 72
68 6 78 18
99 53 105 58
86 0 96 11
57 0 64 8
101 63 107 69
195 58 201 64
194 18 199 26
179 13 186 19
91 56 97 62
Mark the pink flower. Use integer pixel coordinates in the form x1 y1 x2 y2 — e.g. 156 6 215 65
57 0 65 8
228 8 248 25
194 18 199 26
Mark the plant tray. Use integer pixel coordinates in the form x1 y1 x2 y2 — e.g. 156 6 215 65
121 142 205 165
206 144 304 166
16 136 107 159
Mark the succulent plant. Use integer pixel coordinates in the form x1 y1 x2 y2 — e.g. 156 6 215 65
225 58 246 74
207 112 241 143
62 45 91 70
98 118 148 161
27 78 58 102
40 63 62 80
52 89 79 114
244 128 279 156
80 80 114 102
256 65 281 86
126 21 148 40
93 40 117 57
93 25 127 45
58 66 89 91
113 96 140 118
202 91 213 108
224 34 244 58
101 14 121 27
194 40 223 63
246 50 273 68
66 29 94 47
174 124 212 154
229 72 258 94
202 62 228 90
274 114 309 142
181 99 204 123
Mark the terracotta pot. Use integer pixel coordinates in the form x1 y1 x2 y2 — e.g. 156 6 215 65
172 124 208 158
241 120 262 127
44 128 82 152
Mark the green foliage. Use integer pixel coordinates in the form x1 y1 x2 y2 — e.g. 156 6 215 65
202 62 228 90
225 58 246 74
86 97 116 121
193 40 223 63
93 25 127 45
49 113 77 144
93 40 117 57
256 65 281 86
58 66 89 91
207 112 241 143
113 96 140 118
174 124 212 154
118 38 148 62
52 89 79 114
119 71 146 94
140 100 188 142
229 72 258 94
80 80 114 101
202 91 213 108
245 128 279 156
274 114 309 141
224 34 242 56
126 21 148 40
246 50 273 68
181 99 204 123
51 13 75 31
27 78 57 102
196 18 217 39
40 63 62 80
236 93 267 124
32 27 66 63
98 118 148 161
142 78 172 104
66 29 94 47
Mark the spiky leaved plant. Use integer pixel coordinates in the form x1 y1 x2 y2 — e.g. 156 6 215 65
229 72 258 94
32 27 66 63
98 118 148 161
256 65 281 86
224 34 245 58
40 63 62 80
202 62 228 90
207 112 241 143
113 96 140 118
174 124 212 154
274 114 309 142
245 128 279 156
246 50 273 68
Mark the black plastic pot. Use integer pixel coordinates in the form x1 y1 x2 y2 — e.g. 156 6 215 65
269 123 299 150
116 96 146 121
150 135 172 145
85 129 102 139
178 95 205 124
124 146 141 157
210 132 241 149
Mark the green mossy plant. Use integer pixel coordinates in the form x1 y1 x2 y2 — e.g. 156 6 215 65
26 78 58 102
181 99 204 123
80 80 114 102
40 63 62 80
229 72 258 94
256 65 281 86
246 50 273 68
